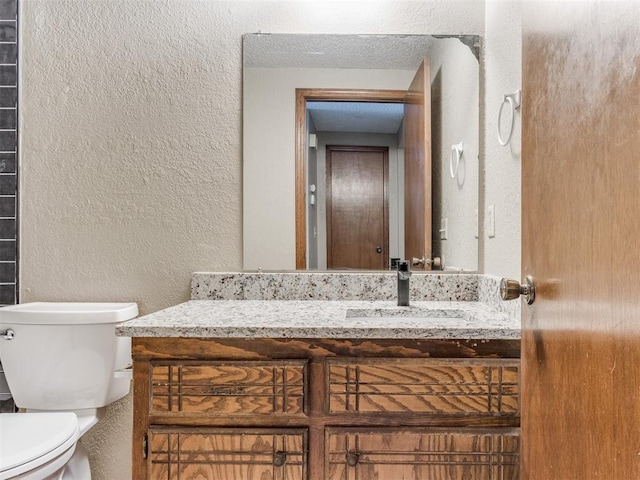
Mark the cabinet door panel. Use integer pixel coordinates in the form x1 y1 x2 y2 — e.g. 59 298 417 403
327 358 519 415
149 427 307 480
151 360 307 416
326 427 519 480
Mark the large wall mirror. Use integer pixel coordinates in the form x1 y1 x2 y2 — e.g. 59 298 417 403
243 34 479 272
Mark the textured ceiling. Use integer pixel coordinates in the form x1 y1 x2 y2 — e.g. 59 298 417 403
244 33 437 70
244 33 480 134
307 101 404 134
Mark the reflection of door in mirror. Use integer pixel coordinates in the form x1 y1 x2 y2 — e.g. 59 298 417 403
326 146 389 270
295 89 406 270
297 58 431 272
404 59 432 271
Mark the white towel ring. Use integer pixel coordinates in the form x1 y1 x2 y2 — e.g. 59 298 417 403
497 89 522 146
449 142 464 179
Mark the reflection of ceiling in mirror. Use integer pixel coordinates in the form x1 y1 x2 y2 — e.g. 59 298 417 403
244 34 436 70
307 102 404 134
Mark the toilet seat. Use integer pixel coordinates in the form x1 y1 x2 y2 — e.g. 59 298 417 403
0 413 79 480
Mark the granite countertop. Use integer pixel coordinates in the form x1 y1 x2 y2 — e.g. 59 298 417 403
116 300 520 339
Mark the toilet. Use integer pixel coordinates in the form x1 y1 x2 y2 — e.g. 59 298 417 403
0 302 138 480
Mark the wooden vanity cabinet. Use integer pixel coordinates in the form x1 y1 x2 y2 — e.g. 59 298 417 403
132 337 520 480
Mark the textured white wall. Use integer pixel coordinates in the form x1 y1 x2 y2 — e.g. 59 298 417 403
19 1 487 479
428 38 479 271
483 0 522 279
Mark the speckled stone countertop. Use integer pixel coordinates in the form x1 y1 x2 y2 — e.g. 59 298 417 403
116 300 520 340
191 272 479 302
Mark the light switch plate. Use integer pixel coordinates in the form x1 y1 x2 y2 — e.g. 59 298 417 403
440 218 448 240
488 205 496 238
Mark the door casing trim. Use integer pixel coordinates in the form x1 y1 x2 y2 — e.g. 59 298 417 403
295 88 406 269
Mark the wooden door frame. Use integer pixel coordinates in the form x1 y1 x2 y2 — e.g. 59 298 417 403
295 88 406 269
403 59 432 271
325 145 390 270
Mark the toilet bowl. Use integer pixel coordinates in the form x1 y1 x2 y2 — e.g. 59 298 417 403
0 413 79 480
0 302 138 480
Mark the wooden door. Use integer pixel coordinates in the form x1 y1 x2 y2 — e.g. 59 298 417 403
326 145 388 270
326 428 519 480
404 59 432 270
521 2 640 479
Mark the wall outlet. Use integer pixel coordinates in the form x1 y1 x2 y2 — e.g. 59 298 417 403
440 218 448 240
488 205 496 238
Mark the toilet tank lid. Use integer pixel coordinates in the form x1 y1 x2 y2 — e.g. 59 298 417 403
0 302 139 325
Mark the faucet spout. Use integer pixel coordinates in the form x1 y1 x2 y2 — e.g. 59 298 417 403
397 260 412 306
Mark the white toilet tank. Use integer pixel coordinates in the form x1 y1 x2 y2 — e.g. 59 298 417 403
0 302 138 411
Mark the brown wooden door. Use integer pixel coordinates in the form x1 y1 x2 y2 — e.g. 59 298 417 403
404 59 432 270
326 145 388 270
521 2 640 479
326 428 519 480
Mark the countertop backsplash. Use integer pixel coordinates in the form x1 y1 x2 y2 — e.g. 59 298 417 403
192 272 479 302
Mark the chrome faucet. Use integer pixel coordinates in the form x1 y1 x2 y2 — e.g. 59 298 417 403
397 260 412 306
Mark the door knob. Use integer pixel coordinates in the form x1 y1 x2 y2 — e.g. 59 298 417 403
376 246 382 254
411 256 443 270
500 275 535 304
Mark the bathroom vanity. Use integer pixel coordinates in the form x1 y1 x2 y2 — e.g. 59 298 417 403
120 274 521 480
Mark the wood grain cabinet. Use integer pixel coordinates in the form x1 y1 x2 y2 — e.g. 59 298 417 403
148 428 307 480
133 337 520 480
150 361 308 416
327 358 519 415
327 428 519 480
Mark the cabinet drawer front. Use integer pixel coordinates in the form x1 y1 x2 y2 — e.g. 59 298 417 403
326 427 519 480
327 358 519 415
151 360 307 416
149 427 307 480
